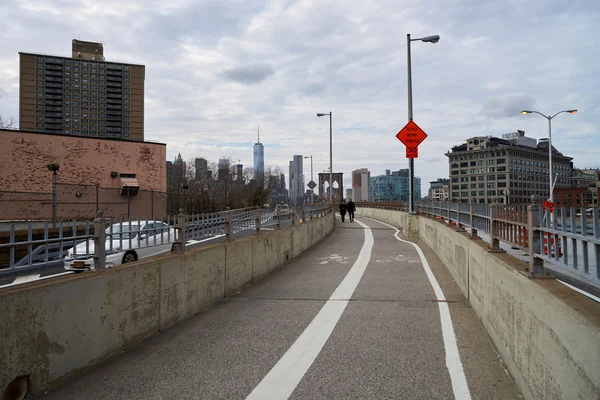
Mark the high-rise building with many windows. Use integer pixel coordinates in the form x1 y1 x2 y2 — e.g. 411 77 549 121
369 169 421 202
446 131 572 204
351 168 370 202
19 39 145 141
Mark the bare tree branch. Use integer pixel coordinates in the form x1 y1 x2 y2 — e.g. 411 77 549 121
0 114 17 129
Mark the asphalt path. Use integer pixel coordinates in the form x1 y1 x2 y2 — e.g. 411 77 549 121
39 216 521 400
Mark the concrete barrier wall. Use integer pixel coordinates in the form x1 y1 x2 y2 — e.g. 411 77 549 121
0 213 334 393
356 208 600 400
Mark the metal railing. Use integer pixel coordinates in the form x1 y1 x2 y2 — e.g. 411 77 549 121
358 198 599 286
0 204 334 278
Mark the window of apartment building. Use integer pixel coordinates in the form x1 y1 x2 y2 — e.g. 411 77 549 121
471 191 477 196
487 167 495 172
479 183 484 189
460 162 468 167
451 178 459 183
487 182 496 188
489 191 496 196
470 161 476 166
478 176 485 181
469 169 476 174
497 158 506 164
461 177 469 182
478 190 485 196
486 159 495 165
461 184 468 189
488 175 496 180
461 191 468 197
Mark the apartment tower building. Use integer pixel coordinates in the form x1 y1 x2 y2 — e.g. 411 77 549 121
351 168 370 201
446 131 572 204
19 39 145 141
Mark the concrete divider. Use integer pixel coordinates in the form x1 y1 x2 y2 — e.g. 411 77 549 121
356 207 600 400
0 212 334 394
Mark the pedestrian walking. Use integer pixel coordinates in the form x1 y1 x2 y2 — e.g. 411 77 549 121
339 199 347 222
347 198 356 222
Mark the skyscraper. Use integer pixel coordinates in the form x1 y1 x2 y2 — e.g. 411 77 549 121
19 39 145 141
352 168 371 201
195 157 208 181
253 127 265 181
288 155 305 206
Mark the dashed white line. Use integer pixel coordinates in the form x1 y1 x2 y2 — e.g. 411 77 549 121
245 219 374 400
366 217 472 400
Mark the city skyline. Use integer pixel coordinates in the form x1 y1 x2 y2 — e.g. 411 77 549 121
0 1 598 191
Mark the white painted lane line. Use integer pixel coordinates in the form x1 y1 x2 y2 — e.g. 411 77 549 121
558 280 600 303
246 219 374 400
13 274 40 284
366 217 472 400
0 271 74 289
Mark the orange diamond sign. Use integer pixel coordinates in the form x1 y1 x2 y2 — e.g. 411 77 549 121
396 120 428 159
396 120 428 147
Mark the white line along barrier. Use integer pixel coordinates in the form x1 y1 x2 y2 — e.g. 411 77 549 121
365 217 472 400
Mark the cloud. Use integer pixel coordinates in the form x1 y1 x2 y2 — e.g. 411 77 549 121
479 93 536 119
0 0 598 193
221 63 275 84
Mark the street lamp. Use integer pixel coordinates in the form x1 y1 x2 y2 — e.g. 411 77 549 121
521 109 577 203
47 163 60 227
304 156 314 204
407 33 440 213
317 112 333 204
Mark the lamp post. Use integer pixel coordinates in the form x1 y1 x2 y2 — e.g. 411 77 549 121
407 34 440 213
521 109 577 203
304 156 313 204
47 163 60 227
317 112 333 204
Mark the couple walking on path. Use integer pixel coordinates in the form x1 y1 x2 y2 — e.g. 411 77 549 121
339 198 355 222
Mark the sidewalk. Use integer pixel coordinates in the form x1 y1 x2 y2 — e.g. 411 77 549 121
40 216 521 400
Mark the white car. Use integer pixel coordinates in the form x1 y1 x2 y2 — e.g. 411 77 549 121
64 221 179 272
274 204 291 219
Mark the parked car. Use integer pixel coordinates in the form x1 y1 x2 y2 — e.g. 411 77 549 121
64 221 178 272
274 203 291 219
14 242 70 268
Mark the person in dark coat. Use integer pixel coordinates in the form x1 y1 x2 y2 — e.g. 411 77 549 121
347 198 356 222
339 199 347 222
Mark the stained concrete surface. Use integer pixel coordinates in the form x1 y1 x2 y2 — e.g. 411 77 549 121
39 217 521 400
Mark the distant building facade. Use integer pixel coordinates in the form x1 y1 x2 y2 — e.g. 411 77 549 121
555 168 599 208
369 169 421 202
446 131 573 204
195 157 208 181
0 128 166 220
352 168 370 201
429 178 450 201
288 155 305 206
19 39 145 141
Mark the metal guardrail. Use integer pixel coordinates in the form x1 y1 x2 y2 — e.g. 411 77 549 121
0 204 334 277
358 198 599 286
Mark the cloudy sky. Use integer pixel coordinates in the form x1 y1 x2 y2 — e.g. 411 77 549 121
1 0 598 194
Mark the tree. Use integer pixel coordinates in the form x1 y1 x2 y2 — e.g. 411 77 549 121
0 114 17 129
